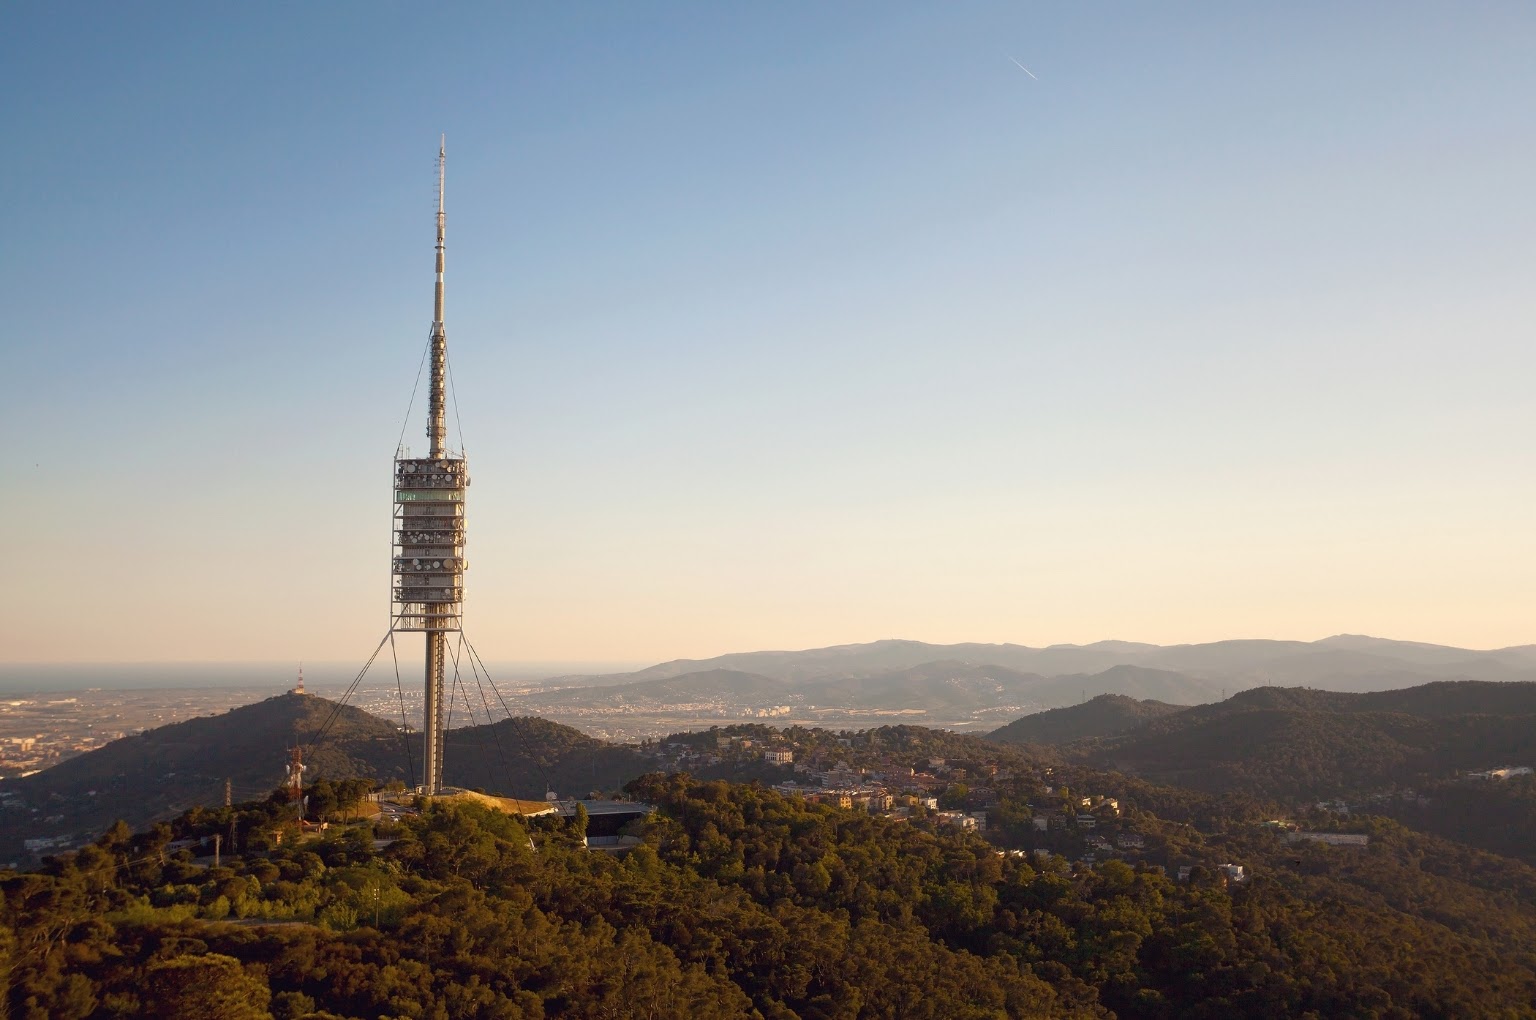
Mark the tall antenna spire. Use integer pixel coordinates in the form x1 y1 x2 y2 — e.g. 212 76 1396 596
435 135 446 326
428 136 448 458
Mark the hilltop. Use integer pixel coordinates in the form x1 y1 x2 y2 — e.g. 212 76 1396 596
1 693 399 851
988 693 1187 746
441 715 649 797
0 693 649 864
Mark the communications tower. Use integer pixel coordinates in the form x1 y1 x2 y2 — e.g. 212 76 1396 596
286 746 306 794
392 138 468 794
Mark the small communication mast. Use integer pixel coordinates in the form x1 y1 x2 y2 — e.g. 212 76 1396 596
290 664 306 696
286 746 307 794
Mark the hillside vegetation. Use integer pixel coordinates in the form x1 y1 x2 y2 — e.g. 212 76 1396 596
989 694 1187 746
1061 682 1536 800
7 774 1536 1017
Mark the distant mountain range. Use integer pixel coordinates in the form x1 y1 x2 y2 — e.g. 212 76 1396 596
525 660 1229 721
581 635 1536 685
518 635 1536 725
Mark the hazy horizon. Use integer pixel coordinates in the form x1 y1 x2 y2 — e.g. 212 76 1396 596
3 4 1532 663
4 630 1534 691
0 660 649 694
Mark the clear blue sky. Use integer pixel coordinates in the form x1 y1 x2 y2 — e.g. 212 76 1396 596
2 2 1533 664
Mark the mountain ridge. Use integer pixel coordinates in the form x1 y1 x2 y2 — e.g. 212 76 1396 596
549 635 1536 690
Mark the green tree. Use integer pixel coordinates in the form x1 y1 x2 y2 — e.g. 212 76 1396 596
0 921 13 1020
306 779 338 819
95 820 132 850
141 953 272 1020
47 973 96 1020
939 783 971 810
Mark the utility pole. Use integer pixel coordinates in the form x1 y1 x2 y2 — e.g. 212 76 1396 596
221 777 236 859
213 833 221 869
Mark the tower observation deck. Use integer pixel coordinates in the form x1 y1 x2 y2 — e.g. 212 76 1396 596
392 138 466 794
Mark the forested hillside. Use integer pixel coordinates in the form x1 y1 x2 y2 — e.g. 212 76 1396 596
440 715 648 797
988 694 1187 746
1373 772 1536 866
1061 682 1536 799
6 774 1536 1018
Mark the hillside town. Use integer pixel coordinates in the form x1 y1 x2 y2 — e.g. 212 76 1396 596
638 724 1233 876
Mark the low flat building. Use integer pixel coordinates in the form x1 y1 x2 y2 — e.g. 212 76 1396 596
1468 766 1533 780
561 799 654 848
1288 832 1369 847
935 810 977 830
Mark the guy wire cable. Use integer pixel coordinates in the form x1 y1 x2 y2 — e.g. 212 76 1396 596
394 332 432 454
305 630 391 754
464 635 559 800
389 630 416 785
461 631 518 800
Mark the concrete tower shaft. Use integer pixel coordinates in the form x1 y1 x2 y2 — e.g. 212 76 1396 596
423 629 446 792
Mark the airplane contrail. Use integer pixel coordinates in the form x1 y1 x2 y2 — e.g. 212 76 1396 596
1008 55 1038 80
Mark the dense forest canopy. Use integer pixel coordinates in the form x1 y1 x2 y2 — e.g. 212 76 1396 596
6 767 1536 1018
988 695 1187 747
1052 682 1536 801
